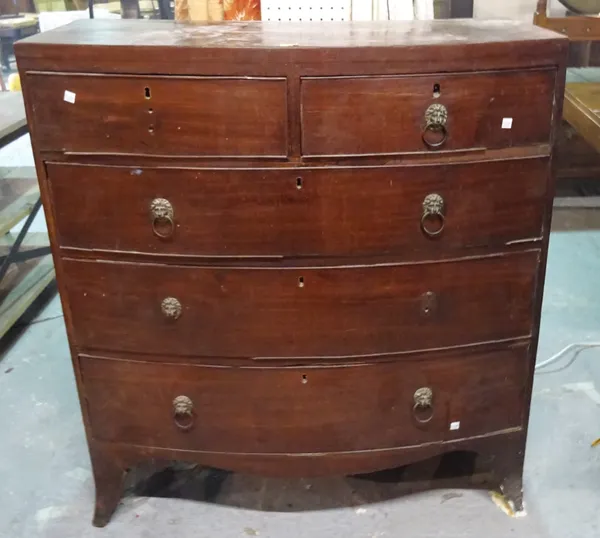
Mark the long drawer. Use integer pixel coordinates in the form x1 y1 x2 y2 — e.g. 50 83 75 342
47 158 549 259
27 73 288 157
301 69 555 156
80 345 528 453
63 251 538 358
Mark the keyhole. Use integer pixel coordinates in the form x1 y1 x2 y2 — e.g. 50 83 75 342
144 86 151 99
148 108 154 114
301 374 308 384
433 83 441 99
296 177 303 190
148 125 155 134
298 276 304 288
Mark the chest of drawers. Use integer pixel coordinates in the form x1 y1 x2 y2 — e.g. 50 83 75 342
16 19 567 526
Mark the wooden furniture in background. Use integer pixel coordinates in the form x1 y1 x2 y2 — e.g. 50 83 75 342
535 0 600 39
535 0 600 181
563 83 600 152
0 14 38 72
16 19 567 527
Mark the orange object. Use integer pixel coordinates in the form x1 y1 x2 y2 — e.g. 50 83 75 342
223 0 260 20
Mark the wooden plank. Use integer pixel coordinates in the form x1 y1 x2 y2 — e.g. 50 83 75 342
533 16 600 41
0 166 39 236
0 230 49 248
0 93 27 146
0 166 37 210
534 0 600 41
564 82 600 154
0 167 50 338
555 119 600 181
0 231 53 338
0 254 54 339
0 14 38 30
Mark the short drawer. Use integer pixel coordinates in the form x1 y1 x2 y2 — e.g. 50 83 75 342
27 73 288 157
47 158 549 259
63 251 538 358
301 69 555 156
80 345 528 453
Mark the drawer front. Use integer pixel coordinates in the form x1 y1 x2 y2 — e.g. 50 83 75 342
301 70 555 156
80 346 527 453
63 252 538 358
48 158 548 258
27 74 288 157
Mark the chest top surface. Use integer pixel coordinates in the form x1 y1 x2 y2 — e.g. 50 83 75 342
15 19 567 76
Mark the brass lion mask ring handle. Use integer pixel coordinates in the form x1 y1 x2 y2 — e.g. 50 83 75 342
172 395 194 431
421 193 445 238
413 387 434 424
422 103 448 149
150 198 175 239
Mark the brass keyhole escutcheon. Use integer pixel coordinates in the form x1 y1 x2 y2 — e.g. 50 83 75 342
420 291 437 317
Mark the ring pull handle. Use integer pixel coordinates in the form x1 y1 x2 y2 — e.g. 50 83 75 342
413 387 434 424
161 297 182 320
422 103 448 149
150 198 175 239
421 193 445 238
173 395 195 431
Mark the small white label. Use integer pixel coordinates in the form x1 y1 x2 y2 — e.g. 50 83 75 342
450 421 460 431
63 90 76 104
502 117 513 129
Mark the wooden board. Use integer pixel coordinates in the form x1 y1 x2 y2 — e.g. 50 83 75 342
0 167 39 236
0 92 27 147
534 0 600 41
15 19 567 76
555 119 600 181
0 231 54 339
564 82 600 154
0 14 38 30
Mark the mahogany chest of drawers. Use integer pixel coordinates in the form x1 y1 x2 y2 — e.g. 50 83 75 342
16 19 567 526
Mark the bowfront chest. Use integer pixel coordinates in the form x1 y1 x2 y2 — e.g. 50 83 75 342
16 19 567 526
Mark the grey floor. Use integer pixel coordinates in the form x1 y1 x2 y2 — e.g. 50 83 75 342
1 135 600 537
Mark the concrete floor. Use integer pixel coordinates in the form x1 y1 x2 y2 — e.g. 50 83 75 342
1 136 600 537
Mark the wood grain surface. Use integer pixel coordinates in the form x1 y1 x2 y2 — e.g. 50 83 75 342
563 82 600 154
80 344 528 453
15 19 568 76
63 251 539 358
27 74 288 157
47 158 549 259
301 70 556 156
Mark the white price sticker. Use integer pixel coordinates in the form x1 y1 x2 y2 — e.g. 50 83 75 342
502 117 513 129
450 421 461 431
63 90 76 104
